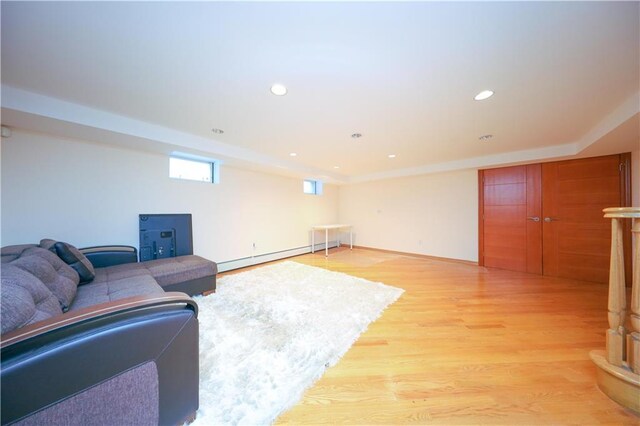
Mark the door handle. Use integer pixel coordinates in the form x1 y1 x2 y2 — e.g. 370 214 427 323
527 216 540 222
544 217 558 223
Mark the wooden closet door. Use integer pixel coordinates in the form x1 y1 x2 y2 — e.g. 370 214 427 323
541 154 624 283
481 164 542 273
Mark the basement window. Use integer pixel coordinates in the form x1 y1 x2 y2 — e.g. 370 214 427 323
303 179 323 195
169 156 219 183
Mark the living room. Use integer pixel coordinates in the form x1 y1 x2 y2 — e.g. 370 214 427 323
2 1 640 425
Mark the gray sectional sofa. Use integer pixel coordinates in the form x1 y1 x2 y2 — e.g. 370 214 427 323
1 239 218 425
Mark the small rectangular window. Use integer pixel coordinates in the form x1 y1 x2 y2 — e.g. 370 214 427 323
169 156 218 183
303 179 323 195
303 180 316 194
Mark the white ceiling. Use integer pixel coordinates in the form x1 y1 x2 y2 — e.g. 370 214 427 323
1 2 639 183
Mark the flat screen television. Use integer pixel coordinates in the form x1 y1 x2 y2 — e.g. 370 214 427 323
139 214 193 261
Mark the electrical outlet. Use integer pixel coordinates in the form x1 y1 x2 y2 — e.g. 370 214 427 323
252 242 256 249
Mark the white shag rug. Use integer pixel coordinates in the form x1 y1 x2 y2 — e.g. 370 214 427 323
191 261 403 426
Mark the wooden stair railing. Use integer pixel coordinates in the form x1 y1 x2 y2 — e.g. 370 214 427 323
590 207 640 413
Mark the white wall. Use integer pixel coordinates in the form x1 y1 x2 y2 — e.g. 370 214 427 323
338 169 479 262
337 149 639 264
1 130 338 263
2 130 635 267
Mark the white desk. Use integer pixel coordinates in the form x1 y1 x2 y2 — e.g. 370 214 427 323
311 224 353 257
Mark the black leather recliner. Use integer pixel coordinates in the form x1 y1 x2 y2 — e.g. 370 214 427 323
1 293 199 425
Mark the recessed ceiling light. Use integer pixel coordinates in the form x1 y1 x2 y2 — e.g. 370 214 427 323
388 154 396 159
474 90 494 101
479 134 493 141
333 166 340 169
289 152 297 157
211 128 224 134
271 84 287 96
351 133 362 139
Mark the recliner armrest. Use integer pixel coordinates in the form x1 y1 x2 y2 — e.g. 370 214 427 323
1 292 197 350
80 245 138 268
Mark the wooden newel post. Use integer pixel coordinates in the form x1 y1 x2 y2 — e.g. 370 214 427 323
591 207 640 413
629 217 640 373
602 207 640 371
605 215 626 366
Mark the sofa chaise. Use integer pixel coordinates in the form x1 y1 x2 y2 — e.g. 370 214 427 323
1 239 218 425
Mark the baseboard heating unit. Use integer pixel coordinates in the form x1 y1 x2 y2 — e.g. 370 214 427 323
217 241 338 273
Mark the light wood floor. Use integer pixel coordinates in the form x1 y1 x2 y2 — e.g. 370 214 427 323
224 247 639 425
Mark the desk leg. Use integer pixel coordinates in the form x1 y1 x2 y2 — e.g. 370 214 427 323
325 228 329 257
311 229 315 253
350 228 353 250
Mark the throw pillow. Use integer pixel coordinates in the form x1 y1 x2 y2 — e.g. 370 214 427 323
39 238 57 251
53 242 96 284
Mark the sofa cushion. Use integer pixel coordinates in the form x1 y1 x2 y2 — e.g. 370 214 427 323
70 275 164 311
1 265 63 335
1 244 38 264
52 241 96 284
12 250 78 312
22 247 80 286
92 262 149 284
143 255 217 288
